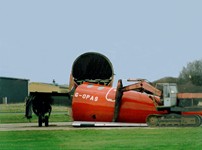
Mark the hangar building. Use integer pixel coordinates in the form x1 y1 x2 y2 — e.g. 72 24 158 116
29 82 70 106
0 77 29 104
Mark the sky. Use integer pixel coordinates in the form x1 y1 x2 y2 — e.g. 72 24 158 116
0 0 202 85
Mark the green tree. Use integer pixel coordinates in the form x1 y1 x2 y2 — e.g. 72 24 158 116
179 59 202 86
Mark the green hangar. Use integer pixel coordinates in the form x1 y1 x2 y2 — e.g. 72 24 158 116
0 77 29 104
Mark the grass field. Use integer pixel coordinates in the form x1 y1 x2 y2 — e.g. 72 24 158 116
1 104 202 150
0 103 72 123
0 103 69 113
1 127 202 150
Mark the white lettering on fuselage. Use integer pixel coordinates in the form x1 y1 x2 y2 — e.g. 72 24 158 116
74 92 98 101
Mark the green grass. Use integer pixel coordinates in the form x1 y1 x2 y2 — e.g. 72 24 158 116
0 103 72 123
0 113 71 123
1 128 202 150
1 103 202 150
0 103 69 113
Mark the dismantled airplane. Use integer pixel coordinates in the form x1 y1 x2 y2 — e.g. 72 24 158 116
26 52 202 127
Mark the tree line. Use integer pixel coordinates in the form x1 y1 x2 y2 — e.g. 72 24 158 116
179 59 202 86
153 59 202 93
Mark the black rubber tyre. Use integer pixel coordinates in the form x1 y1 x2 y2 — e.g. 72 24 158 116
38 116 43 127
45 116 49 127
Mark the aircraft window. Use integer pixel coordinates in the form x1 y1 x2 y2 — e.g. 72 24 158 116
87 84 94 88
98 86 104 90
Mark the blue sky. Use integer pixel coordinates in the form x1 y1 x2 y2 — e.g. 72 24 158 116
0 0 202 85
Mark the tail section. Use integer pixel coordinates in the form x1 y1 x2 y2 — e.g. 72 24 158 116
69 52 114 90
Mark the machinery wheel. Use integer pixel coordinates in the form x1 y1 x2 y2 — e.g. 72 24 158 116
187 115 202 127
146 115 159 127
38 116 43 127
197 115 202 126
45 116 49 127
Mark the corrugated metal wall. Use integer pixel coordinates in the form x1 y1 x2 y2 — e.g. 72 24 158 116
0 77 29 103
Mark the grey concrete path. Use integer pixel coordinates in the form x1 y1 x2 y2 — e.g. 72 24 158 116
0 122 73 131
0 122 148 131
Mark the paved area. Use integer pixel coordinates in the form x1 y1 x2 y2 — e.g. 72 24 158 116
0 122 74 131
0 122 148 131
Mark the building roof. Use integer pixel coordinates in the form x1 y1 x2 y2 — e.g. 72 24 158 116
29 82 68 93
0 76 29 81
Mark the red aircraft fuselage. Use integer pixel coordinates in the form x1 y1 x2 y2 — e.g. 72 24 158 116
72 83 165 123
72 83 202 123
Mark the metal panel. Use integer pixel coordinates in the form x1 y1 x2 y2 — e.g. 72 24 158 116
0 77 29 103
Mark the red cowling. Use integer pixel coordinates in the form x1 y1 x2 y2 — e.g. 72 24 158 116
72 83 167 123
